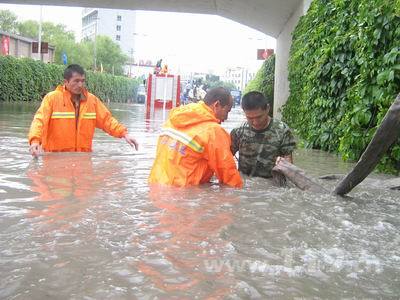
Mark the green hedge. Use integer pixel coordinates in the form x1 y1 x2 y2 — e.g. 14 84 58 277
244 54 275 114
0 56 139 103
282 0 400 174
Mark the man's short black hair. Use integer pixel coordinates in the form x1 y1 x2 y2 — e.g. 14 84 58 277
204 87 231 106
241 91 270 111
64 64 85 80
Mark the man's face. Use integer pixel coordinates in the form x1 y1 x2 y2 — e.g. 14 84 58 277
64 72 85 95
215 96 233 122
244 106 270 130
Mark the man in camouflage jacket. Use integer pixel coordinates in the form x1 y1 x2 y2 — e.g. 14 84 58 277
231 91 296 178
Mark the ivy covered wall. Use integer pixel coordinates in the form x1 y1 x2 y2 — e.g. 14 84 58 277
282 0 400 174
244 54 275 114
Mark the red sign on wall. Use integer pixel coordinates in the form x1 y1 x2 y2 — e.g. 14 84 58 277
257 48 274 60
1 36 10 55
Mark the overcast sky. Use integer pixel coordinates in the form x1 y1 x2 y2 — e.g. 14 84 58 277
0 3 276 74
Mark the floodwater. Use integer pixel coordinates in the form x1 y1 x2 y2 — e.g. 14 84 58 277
0 102 399 299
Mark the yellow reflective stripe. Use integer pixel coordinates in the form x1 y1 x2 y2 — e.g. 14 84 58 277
83 113 96 119
51 116 75 119
82 113 96 119
161 128 204 153
52 112 75 115
51 112 75 119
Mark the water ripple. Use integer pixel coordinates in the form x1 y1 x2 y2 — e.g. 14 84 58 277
0 103 399 298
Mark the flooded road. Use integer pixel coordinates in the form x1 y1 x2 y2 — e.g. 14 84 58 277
0 102 399 299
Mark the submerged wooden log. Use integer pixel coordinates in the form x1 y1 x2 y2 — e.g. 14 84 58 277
334 93 400 196
319 174 343 180
381 178 400 190
272 159 329 193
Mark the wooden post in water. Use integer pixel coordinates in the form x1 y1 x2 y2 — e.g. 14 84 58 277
272 159 328 193
334 93 400 196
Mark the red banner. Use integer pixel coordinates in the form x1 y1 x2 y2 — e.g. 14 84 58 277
257 48 274 60
1 36 10 55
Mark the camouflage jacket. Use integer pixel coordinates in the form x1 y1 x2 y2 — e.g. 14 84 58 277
230 119 296 178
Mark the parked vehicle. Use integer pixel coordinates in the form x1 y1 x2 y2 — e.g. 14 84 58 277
136 84 146 104
231 90 241 106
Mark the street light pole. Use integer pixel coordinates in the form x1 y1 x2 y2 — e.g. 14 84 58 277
94 17 98 71
130 48 134 77
38 5 43 61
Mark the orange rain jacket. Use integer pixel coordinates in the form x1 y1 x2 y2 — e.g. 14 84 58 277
28 85 127 152
149 101 242 188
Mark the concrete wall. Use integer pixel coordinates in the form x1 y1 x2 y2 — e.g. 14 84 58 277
7 37 30 58
273 0 312 119
1 33 55 62
18 40 31 57
8 38 17 56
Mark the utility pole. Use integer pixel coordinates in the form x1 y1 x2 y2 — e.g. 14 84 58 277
130 48 134 77
38 5 43 61
94 17 98 71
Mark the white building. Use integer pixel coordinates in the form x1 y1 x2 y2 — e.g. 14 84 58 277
223 67 256 91
81 8 136 57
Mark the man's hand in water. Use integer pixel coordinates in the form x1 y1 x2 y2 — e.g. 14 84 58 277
123 134 139 150
275 155 293 165
29 142 43 158
276 156 283 165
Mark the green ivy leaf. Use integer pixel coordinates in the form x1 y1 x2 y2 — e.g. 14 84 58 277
377 70 389 84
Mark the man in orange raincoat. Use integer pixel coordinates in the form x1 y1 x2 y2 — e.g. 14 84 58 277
28 64 138 156
149 87 242 188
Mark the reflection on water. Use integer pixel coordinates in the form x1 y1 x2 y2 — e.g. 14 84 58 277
0 102 399 298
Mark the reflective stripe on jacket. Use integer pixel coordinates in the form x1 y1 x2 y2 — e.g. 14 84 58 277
149 101 242 188
28 85 127 152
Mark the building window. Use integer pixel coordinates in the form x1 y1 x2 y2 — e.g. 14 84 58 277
116 25 121 31
117 15 122 21
116 35 121 41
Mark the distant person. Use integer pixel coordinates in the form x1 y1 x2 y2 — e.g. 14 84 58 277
183 82 192 104
28 64 138 157
149 87 242 187
193 86 198 102
160 64 168 75
231 91 295 178
197 85 207 100
154 59 162 74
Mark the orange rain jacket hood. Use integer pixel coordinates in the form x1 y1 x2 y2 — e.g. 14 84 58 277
149 101 242 188
28 85 127 152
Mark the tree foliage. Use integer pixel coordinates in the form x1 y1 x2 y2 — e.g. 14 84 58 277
282 0 400 174
0 10 18 33
191 75 236 92
86 36 128 75
203 74 236 91
0 10 128 75
244 54 275 114
17 20 39 38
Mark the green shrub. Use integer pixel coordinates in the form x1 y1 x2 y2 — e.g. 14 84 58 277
283 0 400 174
244 54 275 114
0 56 139 103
